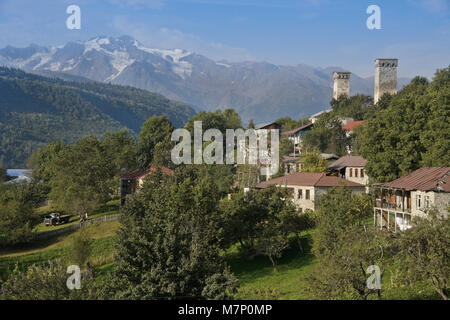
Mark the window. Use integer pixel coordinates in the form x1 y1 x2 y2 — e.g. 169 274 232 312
425 195 430 208
298 189 303 199
361 169 364 177
305 189 310 200
416 195 422 208
355 168 358 178
349 168 352 177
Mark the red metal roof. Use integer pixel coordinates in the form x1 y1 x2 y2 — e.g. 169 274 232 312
121 166 174 180
375 167 450 192
342 120 365 131
255 172 364 189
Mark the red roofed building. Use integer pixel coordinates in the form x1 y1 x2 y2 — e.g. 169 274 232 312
342 120 365 136
255 172 365 212
373 167 450 232
120 167 174 205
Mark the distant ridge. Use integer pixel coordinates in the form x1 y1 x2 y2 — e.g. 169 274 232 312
0 67 196 168
0 36 411 123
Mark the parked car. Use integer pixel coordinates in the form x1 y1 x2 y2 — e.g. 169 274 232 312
44 213 71 226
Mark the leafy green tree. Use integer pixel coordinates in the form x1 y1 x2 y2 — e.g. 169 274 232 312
248 119 255 129
360 67 450 182
69 228 93 269
0 182 43 246
0 198 36 246
0 167 7 182
102 130 138 175
0 260 103 300
309 225 392 300
174 164 236 198
396 209 449 300
330 94 374 120
303 113 348 156
48 136 114 217
308 187 393 299
185 109 242 134
348 124 365 155
220 186 302 267
109 171 238 299
137 115 175 169
28 141 69 184
419 67 450 167
300 150 328 173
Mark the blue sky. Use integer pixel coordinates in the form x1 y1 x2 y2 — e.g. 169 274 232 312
0 0 448 78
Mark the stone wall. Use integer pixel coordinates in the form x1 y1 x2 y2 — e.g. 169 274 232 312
333 71 351 100
374 59 398 103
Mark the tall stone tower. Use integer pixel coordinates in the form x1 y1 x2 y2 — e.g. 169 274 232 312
333 71 351 100
374 58 398 103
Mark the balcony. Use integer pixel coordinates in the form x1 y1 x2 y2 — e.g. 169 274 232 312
374 199 411 213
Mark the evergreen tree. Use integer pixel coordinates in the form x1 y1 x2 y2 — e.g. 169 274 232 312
109 170 238 299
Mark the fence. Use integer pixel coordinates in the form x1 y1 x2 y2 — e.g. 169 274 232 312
35 214 121 240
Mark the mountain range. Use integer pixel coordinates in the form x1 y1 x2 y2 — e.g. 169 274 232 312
0 67 195 168
0 35 411 123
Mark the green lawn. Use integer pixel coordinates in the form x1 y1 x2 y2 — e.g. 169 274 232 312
0 214 440 300
33 200 120 233
0 220 119 281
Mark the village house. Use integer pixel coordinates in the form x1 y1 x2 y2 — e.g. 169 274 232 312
254 121 281 134
283 153 339 174
281 122 314 155
328 155 369 188
120 167 174 205
255 172 365 212
373 167 450 232
309 110 331 123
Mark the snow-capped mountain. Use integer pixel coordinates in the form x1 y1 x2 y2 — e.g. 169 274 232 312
0 36 410 123
0 36 193 82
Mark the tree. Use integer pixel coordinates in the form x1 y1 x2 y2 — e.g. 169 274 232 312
185 109 242 134
0 198 36 246
137 115 175 169
309 225 392 300
396 209 449 300
108 171 239 299
69 228 93 270
220 186 303 268
0 167 7 182
102 130 138 175
302 113 348 156
330 94 374 120
0 260 102 300
348 124 365 155
360 67 450 182
308 186 394 299
174 164 236 198
27 141 69 184
0 183 41 246
300 150 328 173
48 136 114 217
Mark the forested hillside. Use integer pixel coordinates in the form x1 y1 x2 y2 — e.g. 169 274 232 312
0 67 195 168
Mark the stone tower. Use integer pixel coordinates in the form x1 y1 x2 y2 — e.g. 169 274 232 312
374 58 398 103
333 71 351 100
